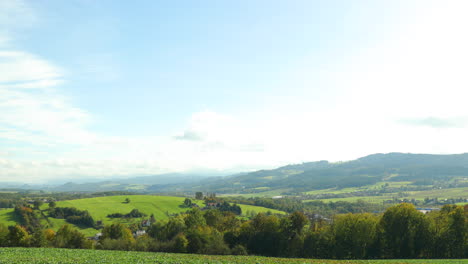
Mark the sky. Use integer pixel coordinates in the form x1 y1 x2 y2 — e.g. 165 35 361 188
1 0 468 183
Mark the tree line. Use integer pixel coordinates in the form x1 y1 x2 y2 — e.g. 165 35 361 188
0 203 466 259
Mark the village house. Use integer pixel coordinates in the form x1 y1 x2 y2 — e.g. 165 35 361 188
141 219 151 227
134 230 146 238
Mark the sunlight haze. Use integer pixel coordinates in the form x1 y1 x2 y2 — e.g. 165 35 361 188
1 0 468 183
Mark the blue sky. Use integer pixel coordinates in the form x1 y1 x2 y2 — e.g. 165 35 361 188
1 0 468 182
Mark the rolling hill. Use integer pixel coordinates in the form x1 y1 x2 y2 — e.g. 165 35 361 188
0 195 286 236
3 153 467 203
178 153 468 198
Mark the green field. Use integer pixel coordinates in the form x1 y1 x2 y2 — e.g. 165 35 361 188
406 188 467 199
0 195 286 236
48 195 284 220
303 195 392 203
0 248 466 264
50 195 203 223
220 189 291 198
0 208 19 226
301 185 467 204
304 181 415 196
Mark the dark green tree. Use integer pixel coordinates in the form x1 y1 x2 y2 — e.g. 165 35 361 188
0 224 9 246
331 213 379 258
53 224 90 249
48 201 56 209
185 208 206 229
33 200 43 210
184 198 192 207
379 203 431 258
7 225 30 247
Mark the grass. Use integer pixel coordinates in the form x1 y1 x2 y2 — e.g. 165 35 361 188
238 204 285 215
303 195 392 203
0 248 466 264
49 195 201 224
220 189 291 198
301 184 467 204
0 195 286 236
406 188 467 199
0 208 19 226
46 195 285 221
304 181 414 195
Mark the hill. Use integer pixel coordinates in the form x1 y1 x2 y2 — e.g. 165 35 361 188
0 195 285 236
2 153 466 204
179 153 468 196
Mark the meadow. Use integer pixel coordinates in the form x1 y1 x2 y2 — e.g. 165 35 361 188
48 195 284 220
1 195 286 236
0 248 466 264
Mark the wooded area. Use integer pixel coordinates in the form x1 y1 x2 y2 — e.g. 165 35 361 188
0 203 466 259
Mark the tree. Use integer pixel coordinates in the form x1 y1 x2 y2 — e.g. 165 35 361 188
204 229 231 255
303 228 332 259
33 200 43 210
173 233 188 252
195 192 204 200
53 224 89 249
124 198 130 203
184 198 192 207
444 205 467 258
231 244 248 255
431 205 467 258
8 225 30 247
101 223 134 241
288 211 309 235
331 213 379 258
31 229 48 247
204 209 223 228
379 203 431 258
150 214 156 224
243 213 283 256
149 216 186 241
100 223 135 251
44 228 55 242
0 224 8 246
185 208 206 229
48 201 56 208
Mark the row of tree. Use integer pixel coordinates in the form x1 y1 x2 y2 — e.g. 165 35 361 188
108 209 147 218
224 196 385 217
49 207 95 228
1 203 466 259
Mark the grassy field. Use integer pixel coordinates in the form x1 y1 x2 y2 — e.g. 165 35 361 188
0 208 19 226
303 195 392 203
239 204 286 215
50 195 203 223
304 181 414 195
48 195 284 220
219 189 291 198
0 195 286 236
301 184 467 204
0 248 466 264
406 187 467 199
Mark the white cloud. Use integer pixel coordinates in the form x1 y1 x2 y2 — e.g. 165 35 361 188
0 51 63 84
3 1 468 183
0 51 94 147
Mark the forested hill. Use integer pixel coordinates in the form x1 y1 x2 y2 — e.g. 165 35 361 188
173 153 468 194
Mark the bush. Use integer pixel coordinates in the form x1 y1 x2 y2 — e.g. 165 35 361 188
231 244 248 255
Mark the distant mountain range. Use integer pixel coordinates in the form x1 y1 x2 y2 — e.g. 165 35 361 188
157 152 468 194
2 152 468 194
